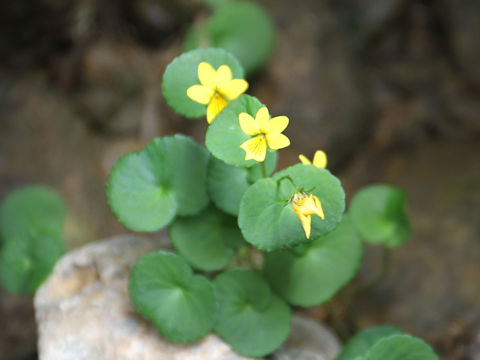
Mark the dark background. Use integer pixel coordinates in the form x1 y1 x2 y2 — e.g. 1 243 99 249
0 0 479 359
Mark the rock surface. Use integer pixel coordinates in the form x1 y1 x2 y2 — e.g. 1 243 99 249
34 234 252 360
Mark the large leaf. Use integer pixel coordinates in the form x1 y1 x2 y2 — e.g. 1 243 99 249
106 135 209 232
169 206 245 271
349 184 411 247
162 48 244 118
238 164 345 251
361 334 439 360
207 152 277 216
335 326 404 360
129 251 217 343
214 269 291 357
264 217 363 306
184 1 275 75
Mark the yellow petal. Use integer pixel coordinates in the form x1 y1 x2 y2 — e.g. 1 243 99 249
198 62 217 89
298 213 312 239
206 94 228 124
219 79 249 100
298 154 311 165
312 195 325 219
255 107 270 132
312 150 327 169
240 136 267 162
239 112 259 136
216 65 232 89
187 85 214 105
264 116 289 134
265 133 290 150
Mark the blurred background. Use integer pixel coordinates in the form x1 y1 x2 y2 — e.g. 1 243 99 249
0 0 479 359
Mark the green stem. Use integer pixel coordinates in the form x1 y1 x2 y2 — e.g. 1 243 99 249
260 161 267 178
276 175 299 191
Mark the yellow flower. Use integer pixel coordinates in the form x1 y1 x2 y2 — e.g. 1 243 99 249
239 107 290 162
291 192 325 239
299 150 327 169
186 62 249 124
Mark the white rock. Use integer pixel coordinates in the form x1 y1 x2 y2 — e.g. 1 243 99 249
34 234 253 360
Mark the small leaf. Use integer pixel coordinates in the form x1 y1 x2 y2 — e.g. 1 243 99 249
238 164 345 251
0 186 66 294
349 184 411 247
207 152 277 216
214 269 291 357
129 251 217 343
107 135 209 232
0 186 65 240
264 216 363 306
0 231 65 294
335 325 404 360
162 48 244 118
361 334 439 360
185 1 275 75
206 94 277 168
169 206 245 271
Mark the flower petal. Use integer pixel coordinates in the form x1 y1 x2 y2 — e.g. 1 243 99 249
240 136 267 162
298 213 312 239
219 79 249 100
312 150 327 169
312 195 325 219
239 112 260 136
264 116 289 134
216 65 232 89
206 94 228 124
266 133 290 150
298 154 311 165
198 62 217 89
255 107 270 132
187 85 214 105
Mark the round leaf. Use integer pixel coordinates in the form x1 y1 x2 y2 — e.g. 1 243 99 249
0 186 65 240
238 164 345 251
264 216 363 306
169 206 245 271
129 251 217 343
335 326 404 360
162 48 244 118
206 94 278 167
107 135 209 232
349 184 411 247
0 231 65 294
185 1 275 75
207 152 277 216
362 334 439 360
214 269 291 357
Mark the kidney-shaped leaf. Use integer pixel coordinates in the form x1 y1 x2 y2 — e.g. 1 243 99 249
129 251 217 343
361 334 439 360
264 216 362 306
214 269 291 357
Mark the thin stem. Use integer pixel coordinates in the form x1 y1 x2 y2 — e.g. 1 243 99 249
276 175 299 191
260 161 267 178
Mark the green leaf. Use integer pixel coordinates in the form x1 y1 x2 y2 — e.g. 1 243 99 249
0 186 66 294
129 251 217 343
335 326 404 360
162 48 244 118
349 184 411 247
169 206 245 271
206 94 278 168
0 186 65 240
361 334 439 360
185 1 275 75
214 269 291 357
0 231 65 294
207 152 277 216
264 216 362 306
238 164 346 251
106 135 209 232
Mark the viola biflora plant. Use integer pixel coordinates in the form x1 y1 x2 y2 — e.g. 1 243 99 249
106 48 439 359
